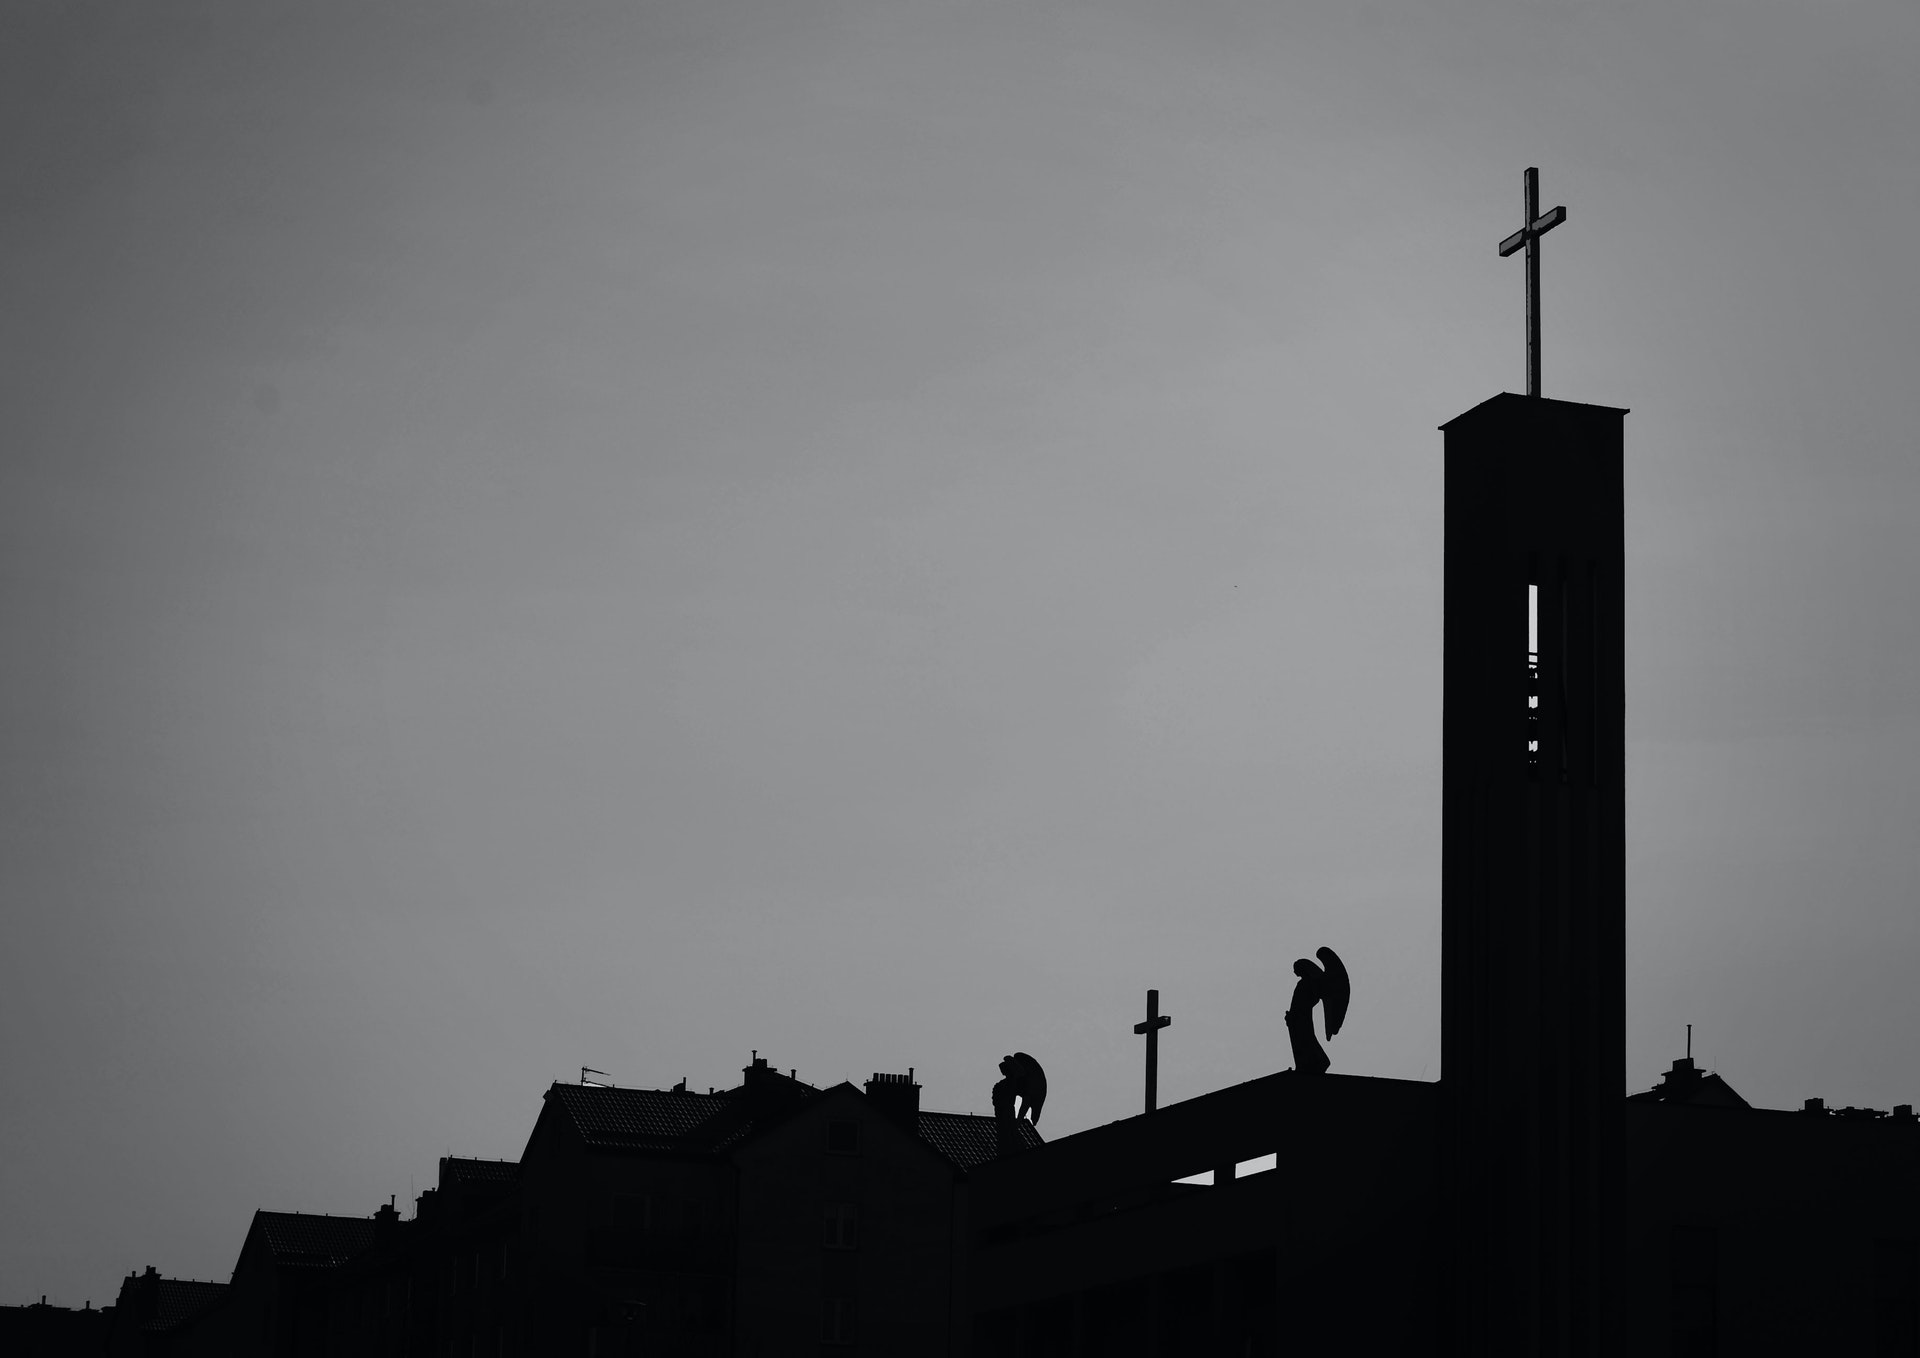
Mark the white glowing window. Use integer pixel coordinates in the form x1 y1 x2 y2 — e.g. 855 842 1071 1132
1527 583 1541 766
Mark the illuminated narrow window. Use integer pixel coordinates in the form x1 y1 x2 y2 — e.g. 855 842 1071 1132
1527 583 1541 769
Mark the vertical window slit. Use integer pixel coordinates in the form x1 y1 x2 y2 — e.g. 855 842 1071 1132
1527 579 1540 772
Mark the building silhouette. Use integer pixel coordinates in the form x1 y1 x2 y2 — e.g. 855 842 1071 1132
0 1295 114 1356
123 1058 1034 1354
30 390 1920 1355
959 393 1920 1355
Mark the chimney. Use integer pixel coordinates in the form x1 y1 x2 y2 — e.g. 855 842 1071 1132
741 1052 803 1119
1895 1104 1915 1123
121 1266 161 1327
374 1197 400 1245
1655 1056 1701 1095
1802 1097 1826 1115
864 1070 921 1134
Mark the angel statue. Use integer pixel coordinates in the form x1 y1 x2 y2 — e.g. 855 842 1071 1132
991 1051 1048 1126
1285 947 1350 1076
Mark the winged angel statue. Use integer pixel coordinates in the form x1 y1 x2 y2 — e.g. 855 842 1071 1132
991 1051 1047 1126
1285 947 1350 1076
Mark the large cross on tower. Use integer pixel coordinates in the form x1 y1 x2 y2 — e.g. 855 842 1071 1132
1497 166 1567 398
1133 988 1171 1114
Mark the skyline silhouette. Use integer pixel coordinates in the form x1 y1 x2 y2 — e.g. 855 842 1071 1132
4 0 1918 1311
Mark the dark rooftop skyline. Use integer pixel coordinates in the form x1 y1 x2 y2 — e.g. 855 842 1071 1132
4 0 1917 1308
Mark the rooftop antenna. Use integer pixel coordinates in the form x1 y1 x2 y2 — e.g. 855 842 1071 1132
581 1067 610 1086
1686 1024 1692 1062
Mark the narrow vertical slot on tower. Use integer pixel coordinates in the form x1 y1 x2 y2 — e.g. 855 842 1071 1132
1527 581 1540 772
1588 564 1599 787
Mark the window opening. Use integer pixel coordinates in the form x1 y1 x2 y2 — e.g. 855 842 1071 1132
1527 583 1540 770
822 1297 856 1344
822 1202 859 1250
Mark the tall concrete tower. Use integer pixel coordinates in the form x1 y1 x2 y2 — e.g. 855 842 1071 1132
1439 392 1627 1355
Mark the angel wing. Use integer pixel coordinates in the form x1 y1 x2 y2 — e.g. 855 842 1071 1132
1316 946 1350 1040
1011 1051 1048 1125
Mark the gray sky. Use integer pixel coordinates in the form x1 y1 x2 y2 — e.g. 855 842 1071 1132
4 0 1917 1305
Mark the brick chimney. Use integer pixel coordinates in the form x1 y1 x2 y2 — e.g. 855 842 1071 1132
864 1070 920 1134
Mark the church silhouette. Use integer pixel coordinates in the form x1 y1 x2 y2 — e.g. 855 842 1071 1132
11 174 1918 1357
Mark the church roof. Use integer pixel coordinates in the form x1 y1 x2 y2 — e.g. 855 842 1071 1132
1439 390 1631 430
250 1211 379 1268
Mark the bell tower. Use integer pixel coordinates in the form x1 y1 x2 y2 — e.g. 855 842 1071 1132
1439 391 1627 1356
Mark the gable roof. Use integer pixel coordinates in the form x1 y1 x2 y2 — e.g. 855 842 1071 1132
439 1156 521 1188
111 1271 229 1334
146 1279 229 1331
250 1211 378 1269
917 1110 1044 1171
543 1083 749 1153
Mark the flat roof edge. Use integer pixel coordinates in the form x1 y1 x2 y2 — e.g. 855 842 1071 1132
1440 391 1632 430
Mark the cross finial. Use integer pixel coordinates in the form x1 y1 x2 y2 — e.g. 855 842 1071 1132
1133 988 1172 1114
1497 167 1567 397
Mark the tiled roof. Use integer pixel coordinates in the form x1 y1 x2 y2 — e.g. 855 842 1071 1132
440 1156 521 1187
147 1280 228 1331
253 1211 378 1268
917 1110 1044 1170
546 1080 1040 1169
547 1083 745 1152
